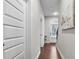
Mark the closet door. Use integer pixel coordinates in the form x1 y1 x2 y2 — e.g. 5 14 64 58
3 0 24 59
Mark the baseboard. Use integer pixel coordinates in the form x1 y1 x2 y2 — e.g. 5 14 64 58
35 50 40 59
56 46 65 59
45 39 57 43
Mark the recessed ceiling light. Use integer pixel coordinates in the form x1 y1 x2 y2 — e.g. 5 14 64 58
52 12 59 16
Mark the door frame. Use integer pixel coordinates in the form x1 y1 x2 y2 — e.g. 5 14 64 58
23 0 31 59
40 15 45 47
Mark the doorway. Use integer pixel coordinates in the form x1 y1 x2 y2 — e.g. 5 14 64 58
40 16 45 48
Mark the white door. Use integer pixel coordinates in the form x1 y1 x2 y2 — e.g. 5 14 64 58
3 0 25 59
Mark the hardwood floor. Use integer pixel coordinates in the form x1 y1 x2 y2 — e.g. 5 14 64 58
38 43 61 59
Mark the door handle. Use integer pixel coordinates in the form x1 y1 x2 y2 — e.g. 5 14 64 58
3 43 5 46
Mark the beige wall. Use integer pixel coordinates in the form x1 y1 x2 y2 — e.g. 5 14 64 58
56 29 75 59
56 0 75 59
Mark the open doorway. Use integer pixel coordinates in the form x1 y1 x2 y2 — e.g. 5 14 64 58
49 24 58 43
45 16 58 43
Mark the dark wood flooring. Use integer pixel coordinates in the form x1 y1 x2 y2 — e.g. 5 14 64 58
38 43 61 59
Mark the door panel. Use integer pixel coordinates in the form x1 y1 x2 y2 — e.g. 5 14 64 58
4 44 24 59
3 0 24 59
3 37 24 50
3 0 24 21
5 0 24 13
3 26 24 40
14 52 24 59
3 15 23 28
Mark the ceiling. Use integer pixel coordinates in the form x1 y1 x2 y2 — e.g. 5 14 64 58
40 0 61 16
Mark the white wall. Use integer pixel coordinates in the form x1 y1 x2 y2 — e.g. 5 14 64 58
57 29 75 59
31 0 44 59
56 0 75 59
24 0 45 59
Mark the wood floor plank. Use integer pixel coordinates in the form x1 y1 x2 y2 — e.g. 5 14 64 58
38 43 61 59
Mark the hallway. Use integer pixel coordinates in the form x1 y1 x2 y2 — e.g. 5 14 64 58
3 0 75 59
38 43 61 59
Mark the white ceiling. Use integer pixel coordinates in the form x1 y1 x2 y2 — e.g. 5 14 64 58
40 0 61 16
